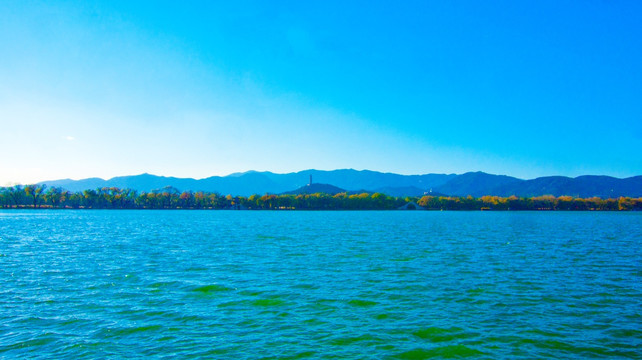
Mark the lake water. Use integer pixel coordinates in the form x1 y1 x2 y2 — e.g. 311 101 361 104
0 210 640 359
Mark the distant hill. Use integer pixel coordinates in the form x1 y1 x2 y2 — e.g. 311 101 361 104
281 183 346 195
40 169 456 196
38 169 642 198
372 186 446 197
433 172 522 197
488 175 642 198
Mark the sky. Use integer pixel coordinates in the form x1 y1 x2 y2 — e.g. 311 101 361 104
1 0 641 185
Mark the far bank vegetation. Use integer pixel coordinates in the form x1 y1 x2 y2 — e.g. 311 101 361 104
1 185 641 211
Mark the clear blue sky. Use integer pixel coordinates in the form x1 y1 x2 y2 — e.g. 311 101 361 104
1 0 641 185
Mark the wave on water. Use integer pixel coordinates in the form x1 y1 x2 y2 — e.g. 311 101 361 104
1 210 640 358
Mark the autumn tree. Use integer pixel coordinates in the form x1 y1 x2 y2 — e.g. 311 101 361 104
5 185 24 207
24 184 47 208
179 191 194 208
44 187 63 208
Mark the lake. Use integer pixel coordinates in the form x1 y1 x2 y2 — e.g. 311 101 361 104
1 210 640 359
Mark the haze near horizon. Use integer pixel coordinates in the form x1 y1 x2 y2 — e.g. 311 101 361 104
1 1 641 186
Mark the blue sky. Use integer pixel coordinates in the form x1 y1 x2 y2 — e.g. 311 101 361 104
1 0 641 185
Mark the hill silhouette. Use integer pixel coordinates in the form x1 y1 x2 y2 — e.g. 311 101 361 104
38 169 642 198
281 183 346 195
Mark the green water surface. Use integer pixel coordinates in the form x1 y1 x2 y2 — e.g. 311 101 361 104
0 210 640 359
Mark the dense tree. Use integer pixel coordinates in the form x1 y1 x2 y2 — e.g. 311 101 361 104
24 184 46 208
179 191 193 208
0 188 9 208
0 185 640 211
5 185 24 207
44 187 64 208
83 189 99 208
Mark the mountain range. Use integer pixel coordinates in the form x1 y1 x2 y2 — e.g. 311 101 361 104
38 169 642 198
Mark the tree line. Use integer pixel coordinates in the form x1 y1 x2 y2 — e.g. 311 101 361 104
0 185 641 211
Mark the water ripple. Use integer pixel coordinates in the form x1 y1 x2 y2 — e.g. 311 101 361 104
1 210 640 359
